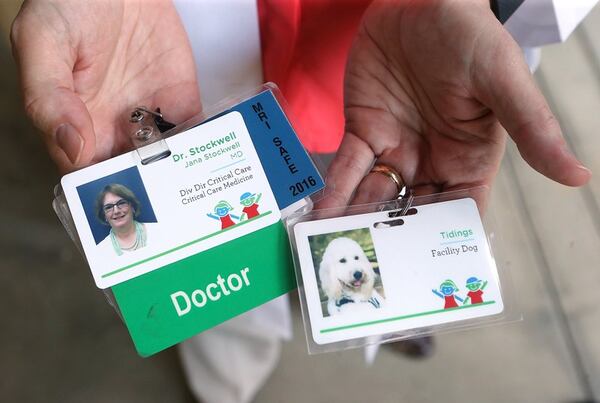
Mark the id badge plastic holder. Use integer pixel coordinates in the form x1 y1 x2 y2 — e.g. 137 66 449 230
286 186 520 354
52 83 326 356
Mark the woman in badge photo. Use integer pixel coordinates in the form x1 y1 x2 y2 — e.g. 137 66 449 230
95 183 155 255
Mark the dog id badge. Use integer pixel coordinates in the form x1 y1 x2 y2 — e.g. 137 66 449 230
291 198 504 346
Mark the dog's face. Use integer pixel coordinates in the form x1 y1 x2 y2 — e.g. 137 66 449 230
319 237 376 300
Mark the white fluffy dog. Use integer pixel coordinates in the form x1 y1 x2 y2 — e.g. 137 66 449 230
319 237 385 316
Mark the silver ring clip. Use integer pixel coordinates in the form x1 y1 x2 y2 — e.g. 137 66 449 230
372 188 415 228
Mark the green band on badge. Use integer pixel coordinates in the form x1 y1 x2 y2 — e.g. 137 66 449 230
112 222 295 357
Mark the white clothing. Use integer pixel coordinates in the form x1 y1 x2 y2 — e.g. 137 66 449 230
97 222 160 256
504 0 598 47
174 2 291 403
178 294 291 403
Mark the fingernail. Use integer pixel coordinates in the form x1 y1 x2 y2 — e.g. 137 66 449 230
56 124 83 165
577 164 592 175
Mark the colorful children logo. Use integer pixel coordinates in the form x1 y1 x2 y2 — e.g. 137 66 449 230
432 277 488 309
432 279 464 309
207 200 240 230
239 192 262 221
464 277 487 305
206 192 265 230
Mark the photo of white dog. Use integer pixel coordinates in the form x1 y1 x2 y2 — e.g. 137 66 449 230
318 237 385 316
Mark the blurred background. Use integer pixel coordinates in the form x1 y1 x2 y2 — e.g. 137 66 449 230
1 2 599 402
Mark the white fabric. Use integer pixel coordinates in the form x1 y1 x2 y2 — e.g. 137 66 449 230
504 0 598 47
97 222 160 256
174 0 264 107
523 47 542 73
173 2 292 403
178 296 288 403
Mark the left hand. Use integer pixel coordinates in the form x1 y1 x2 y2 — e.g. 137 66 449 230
320 0 590 209
10 0 201 173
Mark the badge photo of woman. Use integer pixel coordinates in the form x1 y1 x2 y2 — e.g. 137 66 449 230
95 183 154 256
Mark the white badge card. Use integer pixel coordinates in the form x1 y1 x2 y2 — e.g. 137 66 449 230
61 111 280 289
293 198 504 345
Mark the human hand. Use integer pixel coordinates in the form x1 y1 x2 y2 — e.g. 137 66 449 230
321 0 591 209
10 0 200 173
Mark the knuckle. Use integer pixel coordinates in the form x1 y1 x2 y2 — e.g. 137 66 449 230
9 2 31 49
9 17 22 49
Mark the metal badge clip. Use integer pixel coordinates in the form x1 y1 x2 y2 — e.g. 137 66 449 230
372 187 415 228
129 106 174 164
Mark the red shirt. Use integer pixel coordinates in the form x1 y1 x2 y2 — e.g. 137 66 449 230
219 215 236 229
258 0 372 153
444 295 459 309
242 204 260 219
468 290 484 304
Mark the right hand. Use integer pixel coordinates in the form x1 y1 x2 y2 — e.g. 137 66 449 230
11 0 201 173
320 0 590 210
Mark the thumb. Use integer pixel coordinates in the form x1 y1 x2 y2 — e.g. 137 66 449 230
11 9 96 173
474 25 591 187
24 87 96 172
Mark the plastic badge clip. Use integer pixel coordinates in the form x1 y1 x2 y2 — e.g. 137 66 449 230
129 106 173 164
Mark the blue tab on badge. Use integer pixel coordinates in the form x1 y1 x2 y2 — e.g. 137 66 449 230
198 89 325 210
